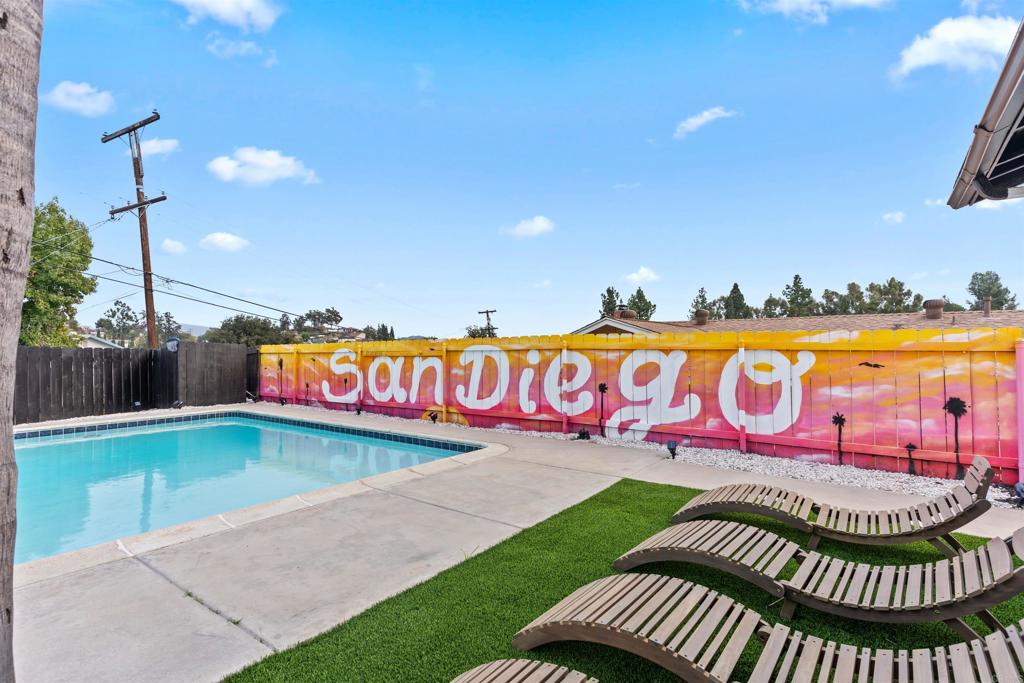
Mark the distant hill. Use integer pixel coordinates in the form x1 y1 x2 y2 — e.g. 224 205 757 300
181 324 210 337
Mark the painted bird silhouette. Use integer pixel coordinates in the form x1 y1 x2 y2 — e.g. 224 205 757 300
858 361 885 368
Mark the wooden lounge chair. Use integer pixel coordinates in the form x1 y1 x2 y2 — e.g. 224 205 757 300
513 573 1024 683
614 518 1024 639
451 659 597 683
671 456 993 557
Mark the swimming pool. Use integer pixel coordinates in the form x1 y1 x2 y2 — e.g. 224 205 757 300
13 412 478 564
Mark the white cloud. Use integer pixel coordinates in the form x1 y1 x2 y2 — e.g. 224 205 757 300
975 196 1024 209
961 0 981 13
161 238 187 254
891 15 1017 79
42 81 114 117
199 232 251 251
924 198 945 207
207 35 261 58
882 210 905 224
738 0 890 25
205 33 277 66
171 0 282 32
414 64 434 93
625 266 660 284
207 147 318 185
673 106 737 139
504 215 555 238
532 279 552 289
138 138 180 157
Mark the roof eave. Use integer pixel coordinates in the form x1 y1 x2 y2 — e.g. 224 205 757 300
949 17 1024 209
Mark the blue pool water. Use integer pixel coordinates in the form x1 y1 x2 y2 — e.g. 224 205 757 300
14 415 468 563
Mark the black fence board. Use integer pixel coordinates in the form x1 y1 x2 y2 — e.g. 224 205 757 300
12 342 248 424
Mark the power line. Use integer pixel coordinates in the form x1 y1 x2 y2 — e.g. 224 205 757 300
84 271 281 321
32 243 303 318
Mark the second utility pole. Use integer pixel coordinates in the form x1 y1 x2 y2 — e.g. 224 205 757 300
102 111 167 349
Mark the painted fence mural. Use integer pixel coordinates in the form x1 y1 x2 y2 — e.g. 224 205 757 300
260 327 1024 483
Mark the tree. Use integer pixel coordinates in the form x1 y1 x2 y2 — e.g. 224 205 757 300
943 396 969 479
465 324 497 338
1 4 44 676
819 283 867 315
156 311 182 344
758 293 785 318
781 274 817 317
201 315 292 347
865 277 922 313
19 199 97 346
599 286 621 317
626 287 656 321
966 271 1018 310
95 301 142 347
721 283 752 319
943 296 966 312
688 287 713 317
363 323 396 341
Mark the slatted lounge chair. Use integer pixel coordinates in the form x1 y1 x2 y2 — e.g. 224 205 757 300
613 518 1023 639
671 456 993 557
451 659 597 683
513 573 1024 683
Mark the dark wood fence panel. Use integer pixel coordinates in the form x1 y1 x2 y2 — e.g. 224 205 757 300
246 349 260 399
13 342 248 424
176 342 247 408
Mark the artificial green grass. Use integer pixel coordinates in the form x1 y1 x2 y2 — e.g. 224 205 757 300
225 479 1017 683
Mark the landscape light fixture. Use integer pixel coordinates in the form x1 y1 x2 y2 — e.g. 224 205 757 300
576 428 590 441
597 382 608 437
904 442 918 476
171 400 184 410
667 440 678 459
429 411 439 424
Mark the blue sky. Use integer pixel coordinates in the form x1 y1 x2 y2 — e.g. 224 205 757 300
36 0 1024 337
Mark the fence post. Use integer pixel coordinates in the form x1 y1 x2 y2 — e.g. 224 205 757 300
441 342 448 423
292 347 300 406
1016 338 1024 480
737 345 748 453
560 339 569 433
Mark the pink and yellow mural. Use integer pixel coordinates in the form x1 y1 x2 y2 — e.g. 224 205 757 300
260 327 1024 483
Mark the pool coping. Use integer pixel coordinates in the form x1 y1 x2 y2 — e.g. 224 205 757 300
13 407 507 588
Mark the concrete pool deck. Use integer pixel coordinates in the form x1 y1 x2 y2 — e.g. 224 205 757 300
14 402 1024 682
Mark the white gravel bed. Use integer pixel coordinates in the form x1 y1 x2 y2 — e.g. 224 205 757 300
288 402 1022 510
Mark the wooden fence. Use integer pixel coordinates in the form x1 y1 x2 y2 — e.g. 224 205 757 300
13 342 247 425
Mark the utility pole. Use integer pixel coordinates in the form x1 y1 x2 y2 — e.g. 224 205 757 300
477 309 497 336
102 110 166 349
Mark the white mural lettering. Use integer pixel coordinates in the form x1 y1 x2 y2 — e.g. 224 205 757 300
410 356 443 405
606 349 700 440
368 356 408 403
718 350 815 434
542 350 594 417
321 348 361 403
454 345 510 410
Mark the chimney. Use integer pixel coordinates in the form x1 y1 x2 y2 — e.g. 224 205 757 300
612 304 637 320
694 309 710 326
923 299 944 320
983 296 992 317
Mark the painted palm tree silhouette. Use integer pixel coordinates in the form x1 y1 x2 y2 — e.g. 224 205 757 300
943 396 969 479
832 412 846 466
905 442 918 476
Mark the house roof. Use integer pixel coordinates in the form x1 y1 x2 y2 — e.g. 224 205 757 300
573 309 1024 335
949 18 1024 209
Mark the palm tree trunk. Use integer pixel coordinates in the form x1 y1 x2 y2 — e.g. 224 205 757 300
954 417 963 479
0 3 45 679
